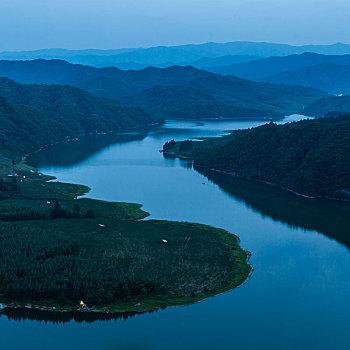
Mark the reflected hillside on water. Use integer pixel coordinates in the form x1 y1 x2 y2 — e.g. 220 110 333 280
196 166 350 250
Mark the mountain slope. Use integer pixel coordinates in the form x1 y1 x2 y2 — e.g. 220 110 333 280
172 115 350 200
208 53 350 81
0 60 213 99
0 94 68 154
0 78 158 155
181 55 259 69
122 74 327 120
0 59 327 120
305 94 350 117
267 63 350 94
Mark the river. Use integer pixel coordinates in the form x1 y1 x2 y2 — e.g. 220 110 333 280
2 118 350 349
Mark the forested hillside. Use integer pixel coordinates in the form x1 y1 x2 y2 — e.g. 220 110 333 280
170 115 350 200
0 77 158 155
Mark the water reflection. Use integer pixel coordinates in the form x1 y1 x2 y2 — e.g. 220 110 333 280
3 120 350 349
28 130 153 168
1 307 161 324
195 167 350 250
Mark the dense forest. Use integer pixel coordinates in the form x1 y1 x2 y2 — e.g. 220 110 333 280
169 115 350 200
0 217 248 308
0 59 327 120
0 77 158 155
0 223 164 305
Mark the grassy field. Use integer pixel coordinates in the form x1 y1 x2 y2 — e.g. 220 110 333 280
0 155 251 314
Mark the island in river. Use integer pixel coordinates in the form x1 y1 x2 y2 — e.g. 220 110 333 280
0 155 251 314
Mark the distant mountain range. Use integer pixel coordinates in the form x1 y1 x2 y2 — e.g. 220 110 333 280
3 41 350 69
121 74 326 120
2 42 350 96
0 59 327 120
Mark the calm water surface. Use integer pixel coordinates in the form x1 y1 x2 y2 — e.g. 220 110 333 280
2 118 350 350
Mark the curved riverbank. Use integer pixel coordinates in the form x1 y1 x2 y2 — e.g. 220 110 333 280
0 157 251 316
164 148 350 203
2 119 350 350
164 114 350 202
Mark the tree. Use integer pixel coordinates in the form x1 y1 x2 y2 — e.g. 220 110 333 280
86 209 94 218
73 203 80 218
179 140 193 151
163 139 176 151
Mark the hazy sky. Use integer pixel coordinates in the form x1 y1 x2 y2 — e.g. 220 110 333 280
1 0 348 51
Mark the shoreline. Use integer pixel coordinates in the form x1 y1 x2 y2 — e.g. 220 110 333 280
20 121 163 162
0 228 251 317
195 164 350 203
0 152 251 317
163 150 350 203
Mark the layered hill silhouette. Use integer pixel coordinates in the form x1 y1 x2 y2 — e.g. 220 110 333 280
266 63 350 95
0 59 327 120
2 41 350 68
208 53 350 94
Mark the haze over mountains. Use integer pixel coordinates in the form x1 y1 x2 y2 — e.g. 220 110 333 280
3 41 350 69
2 41 350 120
208 52 350 94
305 95 350 117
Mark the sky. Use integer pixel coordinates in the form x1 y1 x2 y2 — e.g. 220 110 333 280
0 0 349 51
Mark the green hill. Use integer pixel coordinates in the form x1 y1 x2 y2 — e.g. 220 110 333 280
0 77 158 155
0 94 68 155
169 115 350 200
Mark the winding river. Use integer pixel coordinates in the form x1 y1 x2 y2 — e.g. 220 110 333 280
2 118 350 349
